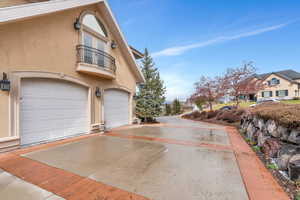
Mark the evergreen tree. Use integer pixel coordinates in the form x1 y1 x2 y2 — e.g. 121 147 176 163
165 104 172 116
135 48 166 122
172 99 182 115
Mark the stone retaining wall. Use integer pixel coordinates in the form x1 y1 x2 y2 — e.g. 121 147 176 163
241 115 300 181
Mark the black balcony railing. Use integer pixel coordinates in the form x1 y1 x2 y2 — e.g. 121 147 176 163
77 45 116 73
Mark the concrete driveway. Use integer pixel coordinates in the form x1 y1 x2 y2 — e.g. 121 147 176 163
0 116 289 200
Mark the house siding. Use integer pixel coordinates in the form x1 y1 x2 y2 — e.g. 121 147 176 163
0 4 138 144
257 74 299 100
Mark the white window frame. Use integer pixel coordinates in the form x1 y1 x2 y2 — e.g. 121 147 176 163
262 91 272 98
277 90 287 97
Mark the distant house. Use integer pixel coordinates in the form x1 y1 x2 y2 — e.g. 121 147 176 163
241 70 300 101
181 100 199 112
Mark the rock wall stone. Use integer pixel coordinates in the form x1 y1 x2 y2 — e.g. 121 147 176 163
241 114 300 181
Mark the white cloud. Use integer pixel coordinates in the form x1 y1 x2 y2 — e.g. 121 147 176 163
123 18 135 26
161 72 194 101
152 23 290 57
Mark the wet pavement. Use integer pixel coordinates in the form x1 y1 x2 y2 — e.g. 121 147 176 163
157 116 223 128
22 116 249 200
0 169 64 200
112 126 230 146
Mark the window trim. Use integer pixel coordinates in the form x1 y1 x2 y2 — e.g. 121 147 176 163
268 77 280 86
78 11 110 44
276 90 288 97
262 91 272 98
82 24 109 43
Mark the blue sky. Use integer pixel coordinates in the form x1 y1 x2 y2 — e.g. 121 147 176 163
109 0 300 101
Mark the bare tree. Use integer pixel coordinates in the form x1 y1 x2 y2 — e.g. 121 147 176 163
223 62 264 107
191 76 226 111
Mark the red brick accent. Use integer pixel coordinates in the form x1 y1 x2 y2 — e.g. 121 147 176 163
0 154 149 200
226 126 289 200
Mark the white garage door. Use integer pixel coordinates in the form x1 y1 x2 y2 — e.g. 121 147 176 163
104 89 129 129
20 78 89 145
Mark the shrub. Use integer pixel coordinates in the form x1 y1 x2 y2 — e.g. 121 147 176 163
196 111 208 120
207 110 218 119
252 146 261 152
183 111 201 119
234 109 246 116
267 163 278 170
220 112 240 123
216 110 225 120
296 191 300 200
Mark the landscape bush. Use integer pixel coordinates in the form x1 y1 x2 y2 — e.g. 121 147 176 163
183 111 202 119
207 111 218 119
220 111 241 123
183 108 246 125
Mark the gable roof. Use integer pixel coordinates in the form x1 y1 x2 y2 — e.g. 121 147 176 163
0 0 102 24
0 0 145 83
130 46 144 59
255 69 300 83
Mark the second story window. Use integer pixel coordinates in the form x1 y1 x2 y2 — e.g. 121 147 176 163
77 13 115 71
82 14 107 37
268 78 280 86
83 32 106 66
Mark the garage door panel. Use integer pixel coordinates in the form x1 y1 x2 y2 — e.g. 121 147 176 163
104 90 129 129
20 79 89 145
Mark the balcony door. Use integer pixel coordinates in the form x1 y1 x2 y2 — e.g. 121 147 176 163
83 31 107 67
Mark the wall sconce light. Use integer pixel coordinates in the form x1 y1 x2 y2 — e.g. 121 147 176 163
139 83 145 89
0 72 10 92
95 87 101 98
111 40 118 49
74 18 81 30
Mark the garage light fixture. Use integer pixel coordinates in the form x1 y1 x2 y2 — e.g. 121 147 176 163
133 93 138 100
0 73 10 92
74 18 81 30
95 87 101 98
111 40 118 49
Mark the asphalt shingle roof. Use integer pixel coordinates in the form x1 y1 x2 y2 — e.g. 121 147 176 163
256 69 300 82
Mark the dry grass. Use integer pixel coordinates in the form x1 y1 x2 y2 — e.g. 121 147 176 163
212 100 300 111
211 101 256 110
250 103 300 128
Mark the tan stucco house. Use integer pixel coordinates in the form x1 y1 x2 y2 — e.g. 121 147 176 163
241 70 300 101
0 0 145 151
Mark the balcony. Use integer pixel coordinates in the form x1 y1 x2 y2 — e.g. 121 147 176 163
76 45 116 79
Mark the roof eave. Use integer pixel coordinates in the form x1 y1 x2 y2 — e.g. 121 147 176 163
0 0 104 25
130 46 144 59
101 1 145 83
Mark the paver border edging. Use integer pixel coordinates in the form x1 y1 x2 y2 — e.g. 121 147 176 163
226 126 290 200
0 152 149 200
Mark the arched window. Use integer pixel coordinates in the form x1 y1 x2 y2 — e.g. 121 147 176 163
82 14 107 37
270 78 280 85
80 13 110 68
